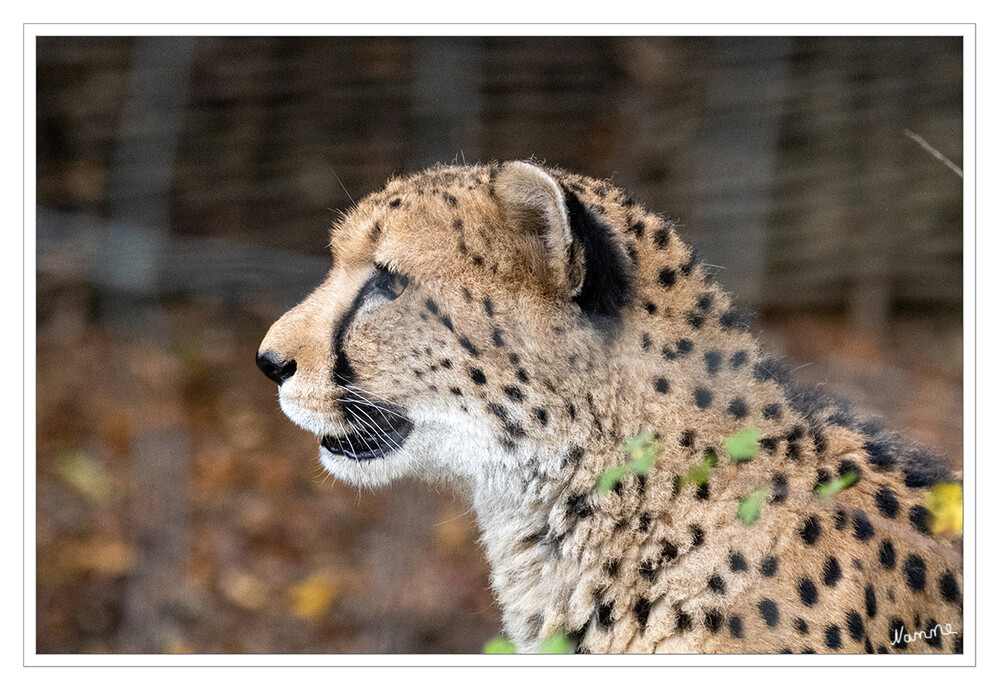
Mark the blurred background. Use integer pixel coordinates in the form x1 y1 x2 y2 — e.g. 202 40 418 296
35 35 963 654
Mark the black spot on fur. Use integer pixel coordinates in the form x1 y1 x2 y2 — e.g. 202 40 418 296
604 559 620 577
483 298 494 317
729 552 748 572
727 397 749 419
634 597 651 630
800 515 821 545
686 311 705 328
889 619 907 649
661 540 678 562
823 557 842 587
389 198 401 208
680 430 695 448
503 386 523 403
533 408 548 426
487 403 509 421
846 611 865 641
705 610 723 633
690 524 705 547
644 301 657 315
825 625 842 650
696 293 713 311
795 618 809 635
853 511 875 542
597 602 614 628
864 440 895 469
675 609 692 632
680 247 700 276
439 315 454 332
909 505 931 534
704 351 722 375
639 559 657 581
708 574 726 594
834 508 848 530
770 473 789 505
875 486 900 518
469 368 487 385
694 388 713 409
730 350 748 369
458 336 479 357
653 227 670 248
491 328 505 347
566 493 592 520
763 403 783 420
798 578 818 606
720 307 753 332
879 540 896 570
838 459 861 481
655 377 670 394
753 358 788 385
903 555 926 591
641 333 652 350
939 571 960 604
728 615 743 638
658 267 677 288
865 585 877 618
760 556 778 577
638 512 651 532
758 600 779 627
925 619 942 649
563 189 633 320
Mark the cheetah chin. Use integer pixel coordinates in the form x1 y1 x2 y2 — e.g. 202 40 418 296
257 160 963 654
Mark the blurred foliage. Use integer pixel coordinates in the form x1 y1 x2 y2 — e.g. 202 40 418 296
724 427 761 464
736 487 771 527
926 482 963 537
596 430 661 494
814 472 860 499
675 450 718 491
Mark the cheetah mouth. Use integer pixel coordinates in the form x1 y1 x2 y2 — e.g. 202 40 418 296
320 399 413 461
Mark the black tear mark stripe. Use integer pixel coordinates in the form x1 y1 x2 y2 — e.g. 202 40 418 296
330 271 385 385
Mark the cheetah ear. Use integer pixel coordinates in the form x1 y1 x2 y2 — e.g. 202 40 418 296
493 161 586 297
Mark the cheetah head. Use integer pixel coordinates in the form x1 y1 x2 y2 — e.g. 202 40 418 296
257 161 635 489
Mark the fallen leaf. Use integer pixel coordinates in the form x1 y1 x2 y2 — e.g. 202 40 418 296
288 570 340 620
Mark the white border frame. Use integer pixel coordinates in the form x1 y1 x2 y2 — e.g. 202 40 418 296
22 22 975 668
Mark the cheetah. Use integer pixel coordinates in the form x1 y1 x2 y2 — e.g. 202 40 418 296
256 161 963 654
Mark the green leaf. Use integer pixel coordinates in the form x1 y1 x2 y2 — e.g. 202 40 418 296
737 486 772 526
677 450 718 488
483 636 517 654
596 431 663 494
814 471 859 499
538 634 574 654
724 427 762 464
596 465 627 494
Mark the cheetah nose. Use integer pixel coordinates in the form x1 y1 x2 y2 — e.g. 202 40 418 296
256 350 297 385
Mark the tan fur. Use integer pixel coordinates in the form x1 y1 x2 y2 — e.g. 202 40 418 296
258 161 963 654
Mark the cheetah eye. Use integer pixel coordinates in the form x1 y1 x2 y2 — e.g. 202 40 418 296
369 265 409 301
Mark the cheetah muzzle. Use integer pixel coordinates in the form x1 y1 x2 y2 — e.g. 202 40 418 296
257 160 963 654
